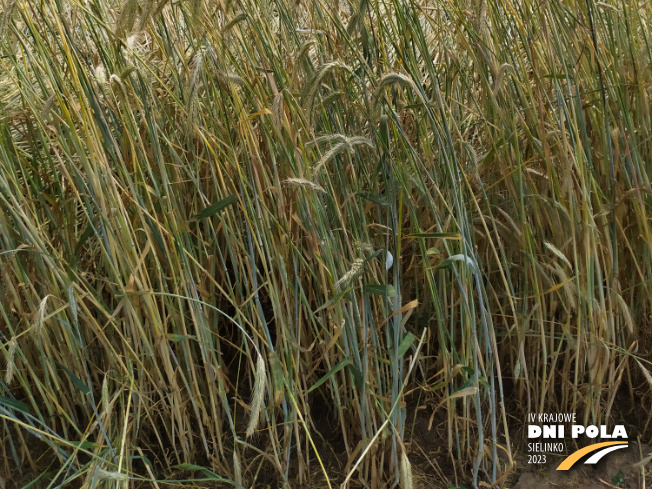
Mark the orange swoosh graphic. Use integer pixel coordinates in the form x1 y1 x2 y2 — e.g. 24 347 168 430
557 441 628 470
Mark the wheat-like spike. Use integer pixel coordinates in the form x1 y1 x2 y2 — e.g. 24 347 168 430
185 49 205 136
463 141 479 167
126 32 145 52
5 338 17 385
400 451 413 489
216 72 245 86
138 0 156 30
307 133 349 147
336 258 365 289
233 450 242 485
246 354 266 437
188 49 204 104
101 374 109 410
294 40 315 66
354 240 375 254
347 0 369 34
116 0 139 38
93 65 107 85
272 91 284 128
596 2 619 12
0 0 18 39
150 0 171 19
372 72 429 118
41 94 57 120
312 136 374 174
321 90 343 107
33 294 51 337
110 74 125 95
312 141 349 175
474 0 488 35
191 0 202 18
544 241 572 269
616 293 634 333
222 12 246 33
304 62 348 103
284 178 326 193
373 72 416 100
95 468 128 481
346 136 375 151
492 63 512 96
303 61 353 122
552 263 577 311
592 298 607 333
636 359 652 390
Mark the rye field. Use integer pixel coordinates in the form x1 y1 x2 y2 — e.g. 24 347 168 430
0 0 651 487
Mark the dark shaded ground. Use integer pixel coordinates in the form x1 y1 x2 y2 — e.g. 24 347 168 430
510 441 651 489
2 398 651 488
